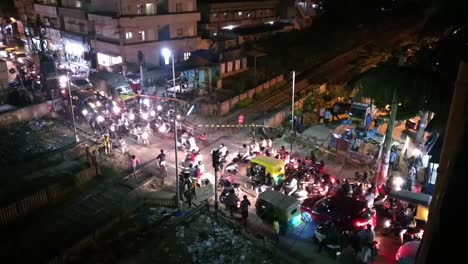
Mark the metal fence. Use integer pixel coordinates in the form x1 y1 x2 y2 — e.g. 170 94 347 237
0 164 98 225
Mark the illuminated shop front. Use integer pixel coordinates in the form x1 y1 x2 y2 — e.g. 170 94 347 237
97 52 122 67
62 32 89 66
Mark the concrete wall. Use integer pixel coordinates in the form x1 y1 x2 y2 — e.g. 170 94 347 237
200 74 284 116
0 100 62 127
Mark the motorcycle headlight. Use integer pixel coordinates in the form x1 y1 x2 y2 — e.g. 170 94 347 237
384 220 391 228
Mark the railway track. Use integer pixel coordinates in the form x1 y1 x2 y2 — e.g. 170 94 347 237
231 20 421 124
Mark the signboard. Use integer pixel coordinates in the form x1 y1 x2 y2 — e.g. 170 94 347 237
238 114 244 125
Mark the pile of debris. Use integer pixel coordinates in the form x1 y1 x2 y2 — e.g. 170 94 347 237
171 214 274 264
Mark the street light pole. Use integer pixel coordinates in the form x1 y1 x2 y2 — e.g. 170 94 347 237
290 71 295 152
66 73 78 142
169 52 180 209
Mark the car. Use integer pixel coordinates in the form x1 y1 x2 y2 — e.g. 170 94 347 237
69 77 93 91
300 195 376 231
56 67 74 76
166 82 196 97
5 47 17 57
12 51 30 64
395 241 420 264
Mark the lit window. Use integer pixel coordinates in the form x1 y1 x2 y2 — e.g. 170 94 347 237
125 32 133 39
184 52 190 61
176 28 183 37
146 3 155 15
75 0 82 8
247 12 252 18
238 11 242 16
223 12 227 17
138 30 145 41
137 4 144 15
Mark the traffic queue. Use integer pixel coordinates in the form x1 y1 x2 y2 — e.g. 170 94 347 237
209 136 430 264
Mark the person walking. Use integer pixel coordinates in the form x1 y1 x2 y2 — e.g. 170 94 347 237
119 137 127 154
332 103 340 121
156 149 167 175
104 135 112 155
389 150 397 170
130 155 140 178
318 107 326 123
324 109 332 126
225 189 238 217
240 195 251 226
273 217 280 244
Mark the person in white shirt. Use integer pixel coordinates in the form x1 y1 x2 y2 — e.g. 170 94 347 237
286 177 298 196
260 137 267 151
188 136 198 152
267 138 273 149
219 143 228 157
364 187 376 208
251 140 260 153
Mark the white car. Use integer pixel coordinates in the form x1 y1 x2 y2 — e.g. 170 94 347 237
69 77 94 91
166 82 195 97
12 51 31 64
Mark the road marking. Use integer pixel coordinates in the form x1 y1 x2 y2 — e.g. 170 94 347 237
129 146 141 153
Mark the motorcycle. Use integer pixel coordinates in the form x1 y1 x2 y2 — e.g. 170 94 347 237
224 163 239 175
314 224 344 259
381 216 424 243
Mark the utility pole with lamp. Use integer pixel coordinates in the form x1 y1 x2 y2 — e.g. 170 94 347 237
212 149 220 216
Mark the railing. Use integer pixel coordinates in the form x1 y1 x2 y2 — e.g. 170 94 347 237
0 152 99 225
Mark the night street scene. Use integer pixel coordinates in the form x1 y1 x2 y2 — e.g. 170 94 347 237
0 0 466 263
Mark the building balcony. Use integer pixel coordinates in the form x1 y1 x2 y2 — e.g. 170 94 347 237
119 12 200 28
34 3 58 17
34 0 58 6
58 6 86 20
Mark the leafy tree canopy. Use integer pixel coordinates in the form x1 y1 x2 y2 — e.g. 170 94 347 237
355 64 435 120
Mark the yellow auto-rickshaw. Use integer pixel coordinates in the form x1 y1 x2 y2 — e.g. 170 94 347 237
388 190 431 223
247 156 285 187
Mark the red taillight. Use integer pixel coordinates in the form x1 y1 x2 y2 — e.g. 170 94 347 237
354 219 372 227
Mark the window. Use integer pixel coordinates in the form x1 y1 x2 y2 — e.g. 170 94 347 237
137 4 144 15
176 2 183 12
146 3 155 15
125 32 133 39
75 0 82 8
138 30 145 41
183 52 190 61
176 28 183 37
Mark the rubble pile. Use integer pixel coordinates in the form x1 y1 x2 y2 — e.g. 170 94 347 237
0 119 74 166
74 208 275 264
176 214 274 264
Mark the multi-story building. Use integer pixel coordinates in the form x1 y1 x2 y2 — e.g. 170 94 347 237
32 0 207 70
88 0 207 69
198 0 279 38
13 0 36 41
